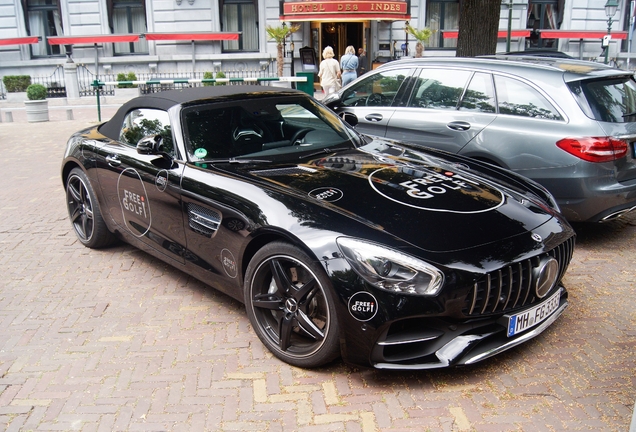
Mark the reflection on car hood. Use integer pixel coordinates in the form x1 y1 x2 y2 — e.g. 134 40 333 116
235 143 555 252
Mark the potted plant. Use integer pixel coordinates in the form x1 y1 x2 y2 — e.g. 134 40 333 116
24 83 49 123
3 75 31 102
115 72 139 98
203 71 227 86
405 24 433 58
266 24 300 80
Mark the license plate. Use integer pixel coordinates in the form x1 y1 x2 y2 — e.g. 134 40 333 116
506 288 562 337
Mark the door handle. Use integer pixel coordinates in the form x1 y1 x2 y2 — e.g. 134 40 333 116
365 113 384 122
447 121 471 131
106 155 121 167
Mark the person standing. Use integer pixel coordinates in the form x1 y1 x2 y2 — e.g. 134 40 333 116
340 45 358 87
357 47 367 77
318 46 341 95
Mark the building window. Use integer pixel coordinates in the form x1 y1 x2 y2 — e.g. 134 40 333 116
220 0 258 52
426 0 459 49
526 0 561 50
24 0 64 57
107 0 148 55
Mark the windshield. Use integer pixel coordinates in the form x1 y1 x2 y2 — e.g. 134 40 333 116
183 95 357 162
570 76 636 123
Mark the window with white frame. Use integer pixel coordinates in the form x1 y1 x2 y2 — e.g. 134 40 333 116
220 0 258 52
107 0 148 54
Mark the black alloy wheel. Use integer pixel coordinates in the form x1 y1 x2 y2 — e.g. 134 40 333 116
244 242 340 368
66 168 115 249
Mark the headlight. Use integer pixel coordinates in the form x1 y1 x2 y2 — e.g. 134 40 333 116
336 237 444 296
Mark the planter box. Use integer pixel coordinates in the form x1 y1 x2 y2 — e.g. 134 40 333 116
114 87 139 99
6 92 27 103
24 100 49 123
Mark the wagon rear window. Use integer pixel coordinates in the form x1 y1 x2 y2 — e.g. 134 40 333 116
572 77 636 123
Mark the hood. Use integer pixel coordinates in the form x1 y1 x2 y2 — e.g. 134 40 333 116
229 145 556 253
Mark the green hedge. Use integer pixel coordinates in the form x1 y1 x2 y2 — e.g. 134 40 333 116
116 72 138 88
2 75 32 93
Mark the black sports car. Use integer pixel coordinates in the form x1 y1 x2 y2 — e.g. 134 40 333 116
62 86 575 369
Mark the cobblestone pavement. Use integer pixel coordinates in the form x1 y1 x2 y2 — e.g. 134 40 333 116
0 110 635 431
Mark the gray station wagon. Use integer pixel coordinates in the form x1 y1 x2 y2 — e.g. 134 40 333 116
322 56 636 223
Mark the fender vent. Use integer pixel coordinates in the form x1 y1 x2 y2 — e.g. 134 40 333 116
187 203 221 237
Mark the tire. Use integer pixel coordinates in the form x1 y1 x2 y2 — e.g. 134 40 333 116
65 167 116 249
244 242 340 368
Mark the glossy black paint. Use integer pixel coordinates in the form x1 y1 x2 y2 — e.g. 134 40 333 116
61 87 575 369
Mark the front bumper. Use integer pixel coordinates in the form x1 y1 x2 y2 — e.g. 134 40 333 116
371 294 568 370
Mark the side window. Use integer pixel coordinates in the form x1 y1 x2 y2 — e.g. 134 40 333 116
408 68 471 110
460 72 496 113
340 69 411 107
120 109 175 157
494 75 563 120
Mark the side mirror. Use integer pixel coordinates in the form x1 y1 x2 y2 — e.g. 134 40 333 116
322 92 341 107
340 112 358 128
137 134 162 155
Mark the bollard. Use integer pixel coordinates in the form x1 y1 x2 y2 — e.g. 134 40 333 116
5 111 13 123
66 109 74 120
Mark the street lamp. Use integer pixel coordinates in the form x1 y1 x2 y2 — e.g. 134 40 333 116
604 0 619 64
290 40 295 89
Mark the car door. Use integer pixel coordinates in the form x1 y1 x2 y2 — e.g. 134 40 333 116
384 69 498 154
332 67 415 138
459 73 574 171
95 108 187 263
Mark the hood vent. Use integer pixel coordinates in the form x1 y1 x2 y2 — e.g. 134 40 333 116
250 166 317 176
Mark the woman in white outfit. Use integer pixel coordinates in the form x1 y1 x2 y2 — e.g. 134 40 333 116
318 46 341 95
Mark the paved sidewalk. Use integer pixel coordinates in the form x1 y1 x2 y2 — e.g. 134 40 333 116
0 107 634 431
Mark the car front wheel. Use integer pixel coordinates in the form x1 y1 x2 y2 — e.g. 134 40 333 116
66 167 115 249
244 242 340 368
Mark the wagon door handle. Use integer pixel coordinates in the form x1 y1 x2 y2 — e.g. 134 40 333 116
365 113 384 122
106 155 121 167
447 121 471 131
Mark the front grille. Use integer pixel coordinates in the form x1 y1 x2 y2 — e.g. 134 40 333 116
463 237 574 317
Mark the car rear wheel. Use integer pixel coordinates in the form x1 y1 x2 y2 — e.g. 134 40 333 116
244 242 340 368
66 167 115 249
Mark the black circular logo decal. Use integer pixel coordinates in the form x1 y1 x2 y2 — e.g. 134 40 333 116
155 170 168 192
220 249 238 278
348 292 378 322
309 187 343 202
368 166 504 213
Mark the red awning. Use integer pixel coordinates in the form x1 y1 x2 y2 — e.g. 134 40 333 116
47 34 140 45
443 30 531 39
539 30 627 40
144 32 240 41
0 36 41 46
280 0 410 22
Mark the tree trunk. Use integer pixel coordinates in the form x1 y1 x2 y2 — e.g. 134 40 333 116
456 0 501 57
277 43 284 77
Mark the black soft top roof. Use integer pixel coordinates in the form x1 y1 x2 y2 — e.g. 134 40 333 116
99 85 305 140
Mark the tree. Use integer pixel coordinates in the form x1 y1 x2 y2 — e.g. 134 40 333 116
405 24 433 58
266 24 300 77
456 0 501 57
